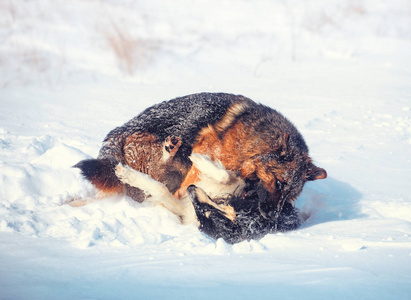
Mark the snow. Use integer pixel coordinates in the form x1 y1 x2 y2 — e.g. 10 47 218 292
1 0 411 299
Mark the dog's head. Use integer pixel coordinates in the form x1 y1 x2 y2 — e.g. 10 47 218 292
241 133 327 219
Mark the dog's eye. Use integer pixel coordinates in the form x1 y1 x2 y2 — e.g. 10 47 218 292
275 179 283 191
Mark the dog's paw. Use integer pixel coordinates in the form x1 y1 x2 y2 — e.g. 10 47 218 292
164 135 182 155
115 163 135 185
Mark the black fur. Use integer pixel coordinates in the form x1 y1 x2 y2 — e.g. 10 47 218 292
98 93 238 161
74 159 121 189
75 93 242 195
187 181 300 244
74 92 325 242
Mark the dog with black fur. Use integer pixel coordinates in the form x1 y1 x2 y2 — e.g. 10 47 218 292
74 93 326 243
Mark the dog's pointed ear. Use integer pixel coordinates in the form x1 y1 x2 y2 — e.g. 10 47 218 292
306 162 327 181
240 159 257 178
274 133 289 155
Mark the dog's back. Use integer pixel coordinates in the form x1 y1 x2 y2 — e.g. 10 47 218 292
99 93 239 160
75 93 326 218
75 93 247 200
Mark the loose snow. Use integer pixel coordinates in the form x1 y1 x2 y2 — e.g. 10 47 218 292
1 0 410 299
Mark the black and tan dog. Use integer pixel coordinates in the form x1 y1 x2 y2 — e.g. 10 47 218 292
115 152 300 243
187 184 301 244
75 93 326 242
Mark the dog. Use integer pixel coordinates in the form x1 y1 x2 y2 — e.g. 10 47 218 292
187 185 300 244
75 93 326 240
115 153 300 243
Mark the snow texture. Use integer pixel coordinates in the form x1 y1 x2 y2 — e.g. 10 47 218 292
0 0 410 299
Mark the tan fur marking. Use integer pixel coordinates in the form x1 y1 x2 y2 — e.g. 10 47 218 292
189 116 297 199
240 159 257 179
193 122 249 169
89 177 123 194
195 187 236 222
175 104 305 203
176 122 249 196
123 132 163 178
174 166 201 199
214 101 249 135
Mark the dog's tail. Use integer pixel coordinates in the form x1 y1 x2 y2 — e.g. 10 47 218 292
74 158 123 193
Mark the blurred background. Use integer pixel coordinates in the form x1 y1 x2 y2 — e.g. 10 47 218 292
1 0 410 89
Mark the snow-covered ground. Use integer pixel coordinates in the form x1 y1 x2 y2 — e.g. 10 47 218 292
1 0 410 299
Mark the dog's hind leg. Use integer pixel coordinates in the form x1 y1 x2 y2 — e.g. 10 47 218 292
66 191 106 207
189 153 233 184
188 153 245 199
115 163 191 222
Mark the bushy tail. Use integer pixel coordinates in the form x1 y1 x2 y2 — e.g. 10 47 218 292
74 159 123 193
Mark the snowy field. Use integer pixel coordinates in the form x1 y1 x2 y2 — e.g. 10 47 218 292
1 0 411 299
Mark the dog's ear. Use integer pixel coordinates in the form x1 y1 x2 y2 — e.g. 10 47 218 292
274 133 289 156
306 162 327 181
240 159 257 178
